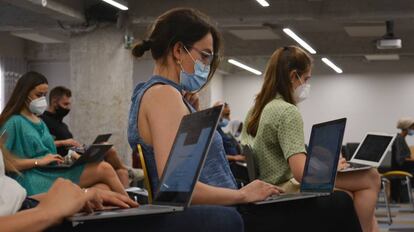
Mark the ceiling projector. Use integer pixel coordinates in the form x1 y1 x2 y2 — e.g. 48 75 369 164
376 20 402 49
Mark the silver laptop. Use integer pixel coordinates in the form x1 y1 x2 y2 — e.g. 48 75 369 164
255 118 346 205
339 133 396 172
69 105 223 221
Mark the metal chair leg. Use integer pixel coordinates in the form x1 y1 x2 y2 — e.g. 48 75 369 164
406 176 414 211
382 179 393 224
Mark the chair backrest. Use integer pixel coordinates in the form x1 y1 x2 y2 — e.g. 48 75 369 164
241 144 257 182
137 144 153 203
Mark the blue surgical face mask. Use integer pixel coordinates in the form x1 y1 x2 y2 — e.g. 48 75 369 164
408 129 414 136
219 118 229 128
179 47 210 92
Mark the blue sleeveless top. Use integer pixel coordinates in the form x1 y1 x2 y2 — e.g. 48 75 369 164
128 76 237 194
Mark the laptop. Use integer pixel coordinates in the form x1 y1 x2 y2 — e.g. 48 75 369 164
339 133 396 172
70 134 113 154
254 118 346 205
92 133 112 144
69 105 223 221
41 144 113 169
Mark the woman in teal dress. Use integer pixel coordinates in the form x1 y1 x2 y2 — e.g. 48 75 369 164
0 71 127 196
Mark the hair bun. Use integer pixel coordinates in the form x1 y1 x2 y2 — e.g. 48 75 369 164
132 39 153 58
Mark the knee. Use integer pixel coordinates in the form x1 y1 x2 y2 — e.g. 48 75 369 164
98 161 117 178
367 169 381 191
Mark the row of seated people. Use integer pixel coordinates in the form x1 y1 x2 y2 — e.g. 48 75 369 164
1 7 379 232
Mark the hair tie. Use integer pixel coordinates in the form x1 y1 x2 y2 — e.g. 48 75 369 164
142 39 153 51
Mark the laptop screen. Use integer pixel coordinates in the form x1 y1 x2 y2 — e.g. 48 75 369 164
353 134 394 162
154 105 222 206
301 118 346 192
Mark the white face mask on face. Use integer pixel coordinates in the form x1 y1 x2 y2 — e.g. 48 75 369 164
293 73 311 103
28 96 48 115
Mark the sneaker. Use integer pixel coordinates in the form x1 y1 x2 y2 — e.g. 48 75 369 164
128 168 144 187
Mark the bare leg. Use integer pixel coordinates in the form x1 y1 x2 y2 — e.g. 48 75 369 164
116 169 130 188
79 161 127 196
336 168 381 232
104 148 129 187
104 148 126 170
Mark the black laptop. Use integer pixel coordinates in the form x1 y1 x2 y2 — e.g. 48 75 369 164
41 144 113 169
69 105 223 221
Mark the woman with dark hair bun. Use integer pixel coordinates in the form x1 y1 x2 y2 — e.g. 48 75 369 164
128 7 362 232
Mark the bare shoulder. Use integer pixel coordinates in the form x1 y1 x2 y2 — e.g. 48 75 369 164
141 84 187 115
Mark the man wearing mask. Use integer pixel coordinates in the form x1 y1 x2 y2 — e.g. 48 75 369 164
40 86 134 187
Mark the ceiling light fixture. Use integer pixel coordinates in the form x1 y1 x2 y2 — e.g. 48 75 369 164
228 59 262 75
102 0 128 11
321 58 343 74
283 28 317 54
256 0 270 7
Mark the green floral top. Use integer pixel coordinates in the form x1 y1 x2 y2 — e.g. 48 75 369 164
241 95 306 185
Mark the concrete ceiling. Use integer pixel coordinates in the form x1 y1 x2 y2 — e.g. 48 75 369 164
2 0 414 74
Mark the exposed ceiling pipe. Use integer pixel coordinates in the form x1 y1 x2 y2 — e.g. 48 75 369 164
2 0 85 23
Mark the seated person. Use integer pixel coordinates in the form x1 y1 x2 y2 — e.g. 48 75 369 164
0 71 127 196
213 101 244 162
128 7 362 232
228 120 243 142
40 86 133 187
390 117 414 202
241 45 380 232
393 117 414 168
0 146 243 232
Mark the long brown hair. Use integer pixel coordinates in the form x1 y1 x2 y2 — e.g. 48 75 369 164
0 71 48 127
131 7 222 91
0 131 18 173
1 146 18 173
246 46 312 137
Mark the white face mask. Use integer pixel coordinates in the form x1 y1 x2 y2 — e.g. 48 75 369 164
293 73 311 103
29 96 48 115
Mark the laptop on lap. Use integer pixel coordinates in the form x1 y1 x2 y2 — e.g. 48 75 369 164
41 144 113 169
254 118 346 204
69 105 223 221
339 133 396 172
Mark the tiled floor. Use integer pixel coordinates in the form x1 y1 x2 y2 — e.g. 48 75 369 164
377 202 414 232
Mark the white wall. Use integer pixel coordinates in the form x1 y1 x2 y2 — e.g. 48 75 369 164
222 72 414 145
209 73 224 106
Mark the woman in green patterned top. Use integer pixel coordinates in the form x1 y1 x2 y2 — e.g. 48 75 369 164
241 46 381 232
0 71 127 196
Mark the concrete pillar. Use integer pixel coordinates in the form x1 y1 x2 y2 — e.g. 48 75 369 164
69 26 133 165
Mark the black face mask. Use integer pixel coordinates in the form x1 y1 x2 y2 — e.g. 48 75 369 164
55 105 70 119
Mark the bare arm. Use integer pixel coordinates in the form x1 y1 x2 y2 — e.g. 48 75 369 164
141 86 280 205
287 153 307 182
0 207 55 232
11 155 64 171
0 179 90 232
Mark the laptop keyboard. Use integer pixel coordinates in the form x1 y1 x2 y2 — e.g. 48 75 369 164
265 192 316 201
348 163 368 168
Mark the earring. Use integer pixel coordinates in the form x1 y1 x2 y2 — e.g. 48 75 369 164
177 59 182 65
